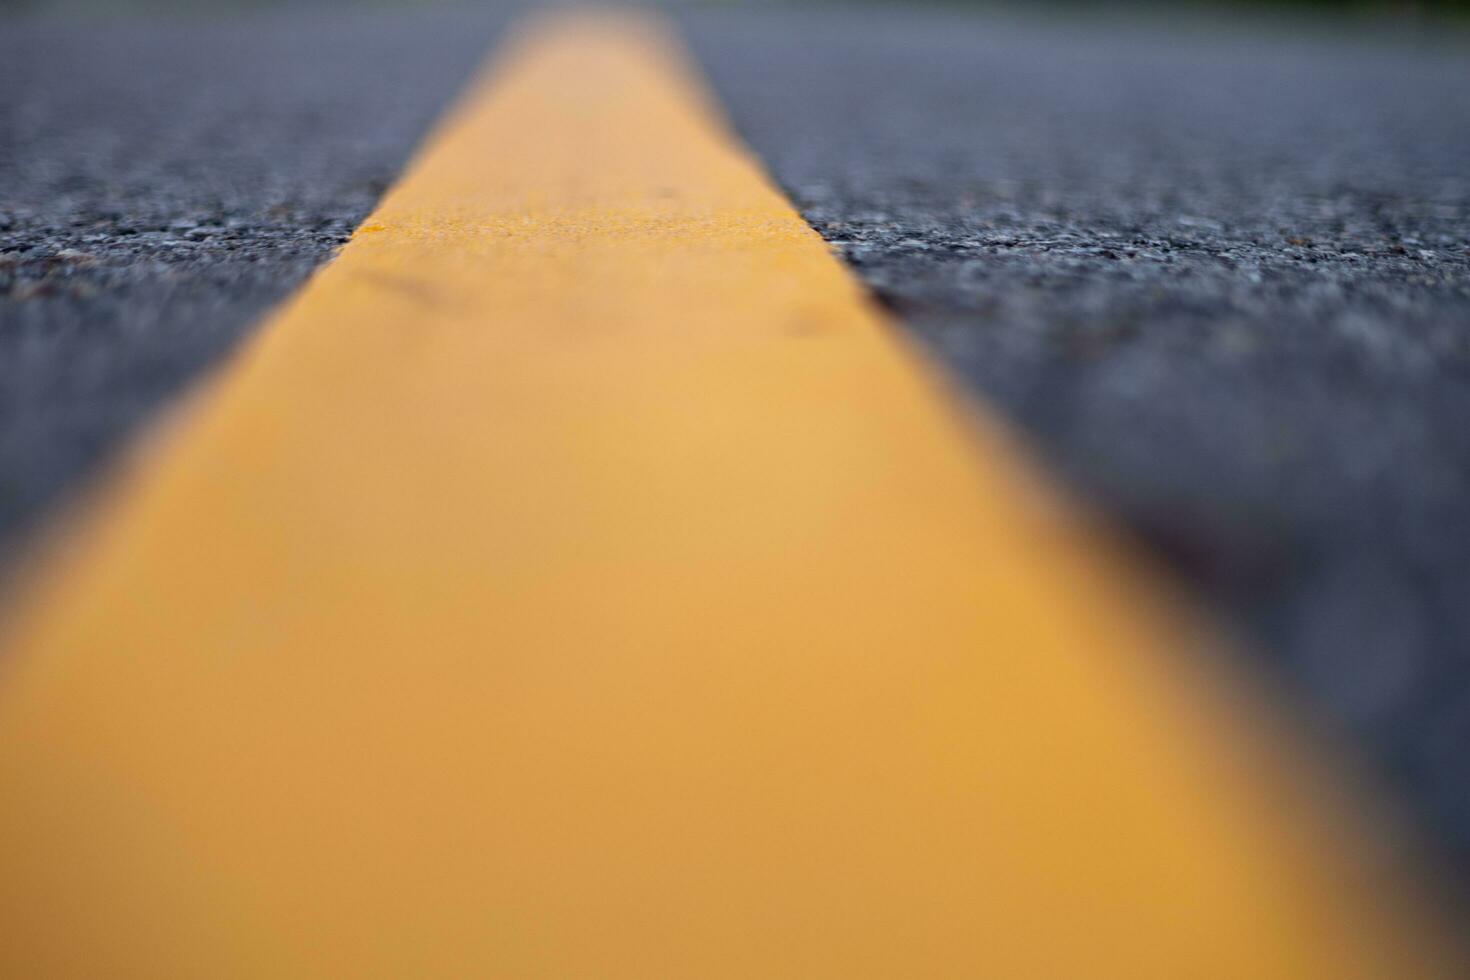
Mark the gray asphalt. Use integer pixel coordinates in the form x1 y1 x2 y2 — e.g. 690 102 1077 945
685 5 1470 883
0 6 510 548
3 1 1470 890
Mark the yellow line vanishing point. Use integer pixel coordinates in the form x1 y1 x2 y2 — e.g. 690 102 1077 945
0 11 1459 979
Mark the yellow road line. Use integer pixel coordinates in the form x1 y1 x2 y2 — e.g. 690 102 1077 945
0 11 1458 978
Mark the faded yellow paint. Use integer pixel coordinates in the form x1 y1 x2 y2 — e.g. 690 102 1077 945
0 12 1457 979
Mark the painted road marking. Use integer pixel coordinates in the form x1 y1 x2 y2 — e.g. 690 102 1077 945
0 11 1459 978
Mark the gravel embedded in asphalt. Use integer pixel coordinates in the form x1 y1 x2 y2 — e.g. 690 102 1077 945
0 7 507 551
683 4 1470 878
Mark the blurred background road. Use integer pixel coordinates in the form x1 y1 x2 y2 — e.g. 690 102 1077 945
3 0 1469 894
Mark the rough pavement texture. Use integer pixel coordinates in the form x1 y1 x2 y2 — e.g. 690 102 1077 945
3 2 1470 887
0 7 508 551
683 6 1470 879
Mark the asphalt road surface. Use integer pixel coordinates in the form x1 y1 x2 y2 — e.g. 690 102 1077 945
3 0 1469 890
